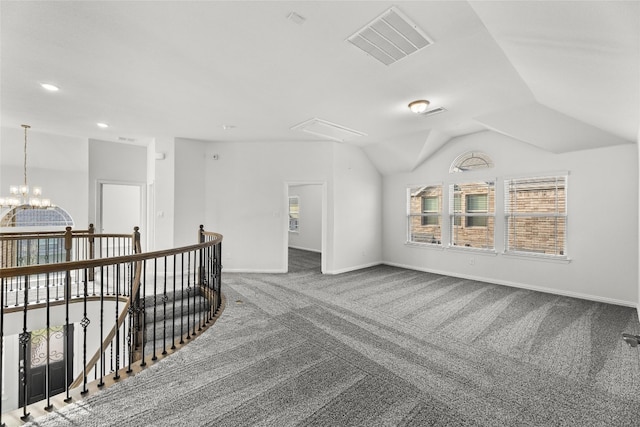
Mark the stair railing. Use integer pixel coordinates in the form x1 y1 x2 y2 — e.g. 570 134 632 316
0 226 223 426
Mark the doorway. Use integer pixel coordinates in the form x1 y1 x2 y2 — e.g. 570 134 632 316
99 182 145 234
285 182 326 273
18 325 73 406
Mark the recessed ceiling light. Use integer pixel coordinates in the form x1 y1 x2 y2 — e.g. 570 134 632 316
97 122 109 128
222 125 236 130
40 83 59 91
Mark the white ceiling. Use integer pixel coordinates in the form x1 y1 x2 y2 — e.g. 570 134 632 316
1 1 638 174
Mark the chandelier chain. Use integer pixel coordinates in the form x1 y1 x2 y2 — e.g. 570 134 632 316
22 124 30 188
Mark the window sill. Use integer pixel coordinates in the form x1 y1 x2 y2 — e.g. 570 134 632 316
503 252 571 264
447 246 497 256
405 241 444 250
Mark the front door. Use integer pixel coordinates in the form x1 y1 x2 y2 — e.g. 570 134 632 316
18 325 74 407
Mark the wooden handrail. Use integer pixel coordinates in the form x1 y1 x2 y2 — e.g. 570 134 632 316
0 234 222 278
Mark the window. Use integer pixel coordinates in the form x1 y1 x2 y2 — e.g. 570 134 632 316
450 181 495 249
505 175 567 257
0 206 73 227
421 197 439 226
408 185 442 244
288 196 299 232
466 194 488 227
450 151 494 173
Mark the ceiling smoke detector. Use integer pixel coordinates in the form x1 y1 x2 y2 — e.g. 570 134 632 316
347 6 433 66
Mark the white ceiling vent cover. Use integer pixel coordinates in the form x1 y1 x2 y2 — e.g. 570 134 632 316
291 118 367 142
347 6 433 66
422 107 447 117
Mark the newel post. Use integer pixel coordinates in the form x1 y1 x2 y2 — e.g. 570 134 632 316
198 225 205 285
88 223 95 281
133 226 141 254
64 226 73 262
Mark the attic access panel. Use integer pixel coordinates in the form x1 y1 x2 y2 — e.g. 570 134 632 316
290 118 367 142
347 6 433 65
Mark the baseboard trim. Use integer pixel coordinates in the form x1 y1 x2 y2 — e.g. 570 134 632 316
325 261 382 275
223 268 288 274
288 246 321 253
383 261 637 308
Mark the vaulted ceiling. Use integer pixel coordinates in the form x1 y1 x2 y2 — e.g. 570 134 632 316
1 1 638 174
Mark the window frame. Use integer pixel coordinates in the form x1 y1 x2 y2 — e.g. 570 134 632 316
288 195 299 233
449 180 496 251
421 196 439 226
407 184 443 246
465 194 488 227
504 173 568 260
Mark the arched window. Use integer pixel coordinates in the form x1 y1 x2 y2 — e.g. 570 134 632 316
450 151 494 173
0 205 74 228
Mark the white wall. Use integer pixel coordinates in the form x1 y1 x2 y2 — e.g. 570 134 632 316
0 127 89 229
174 138 206 248
383 130 638 305
88 139 147 233
205 141 333 272
203 140 382 274
332 143 383 273
152 137 176 250
288 184 322 252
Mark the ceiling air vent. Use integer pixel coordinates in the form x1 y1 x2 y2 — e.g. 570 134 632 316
347 6 433 66
291 118 367 142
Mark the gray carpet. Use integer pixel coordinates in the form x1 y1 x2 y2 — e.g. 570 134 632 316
24 249 640 426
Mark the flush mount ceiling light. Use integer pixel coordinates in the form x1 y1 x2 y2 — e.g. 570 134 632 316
40 83 59 91
97 122 109 128
408 100 430 114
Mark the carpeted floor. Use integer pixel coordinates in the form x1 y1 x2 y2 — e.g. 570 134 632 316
24 249 640 426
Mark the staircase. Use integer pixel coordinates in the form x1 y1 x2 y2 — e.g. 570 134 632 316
140 286 211 358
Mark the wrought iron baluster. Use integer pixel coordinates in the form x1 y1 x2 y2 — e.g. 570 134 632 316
113 263 120 379
180 253 185 345
192 251 197 337
140 260 147 367
98 265 105 388
171 254 177 350
45 273 53 411
152 258 158 361
186 252 191 341
162 256 168 355
81 268 90 395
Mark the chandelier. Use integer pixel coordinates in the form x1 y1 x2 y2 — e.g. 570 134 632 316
0 124 52 208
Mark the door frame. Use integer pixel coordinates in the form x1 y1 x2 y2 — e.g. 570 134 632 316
284 181 327 274
96 180 147 239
